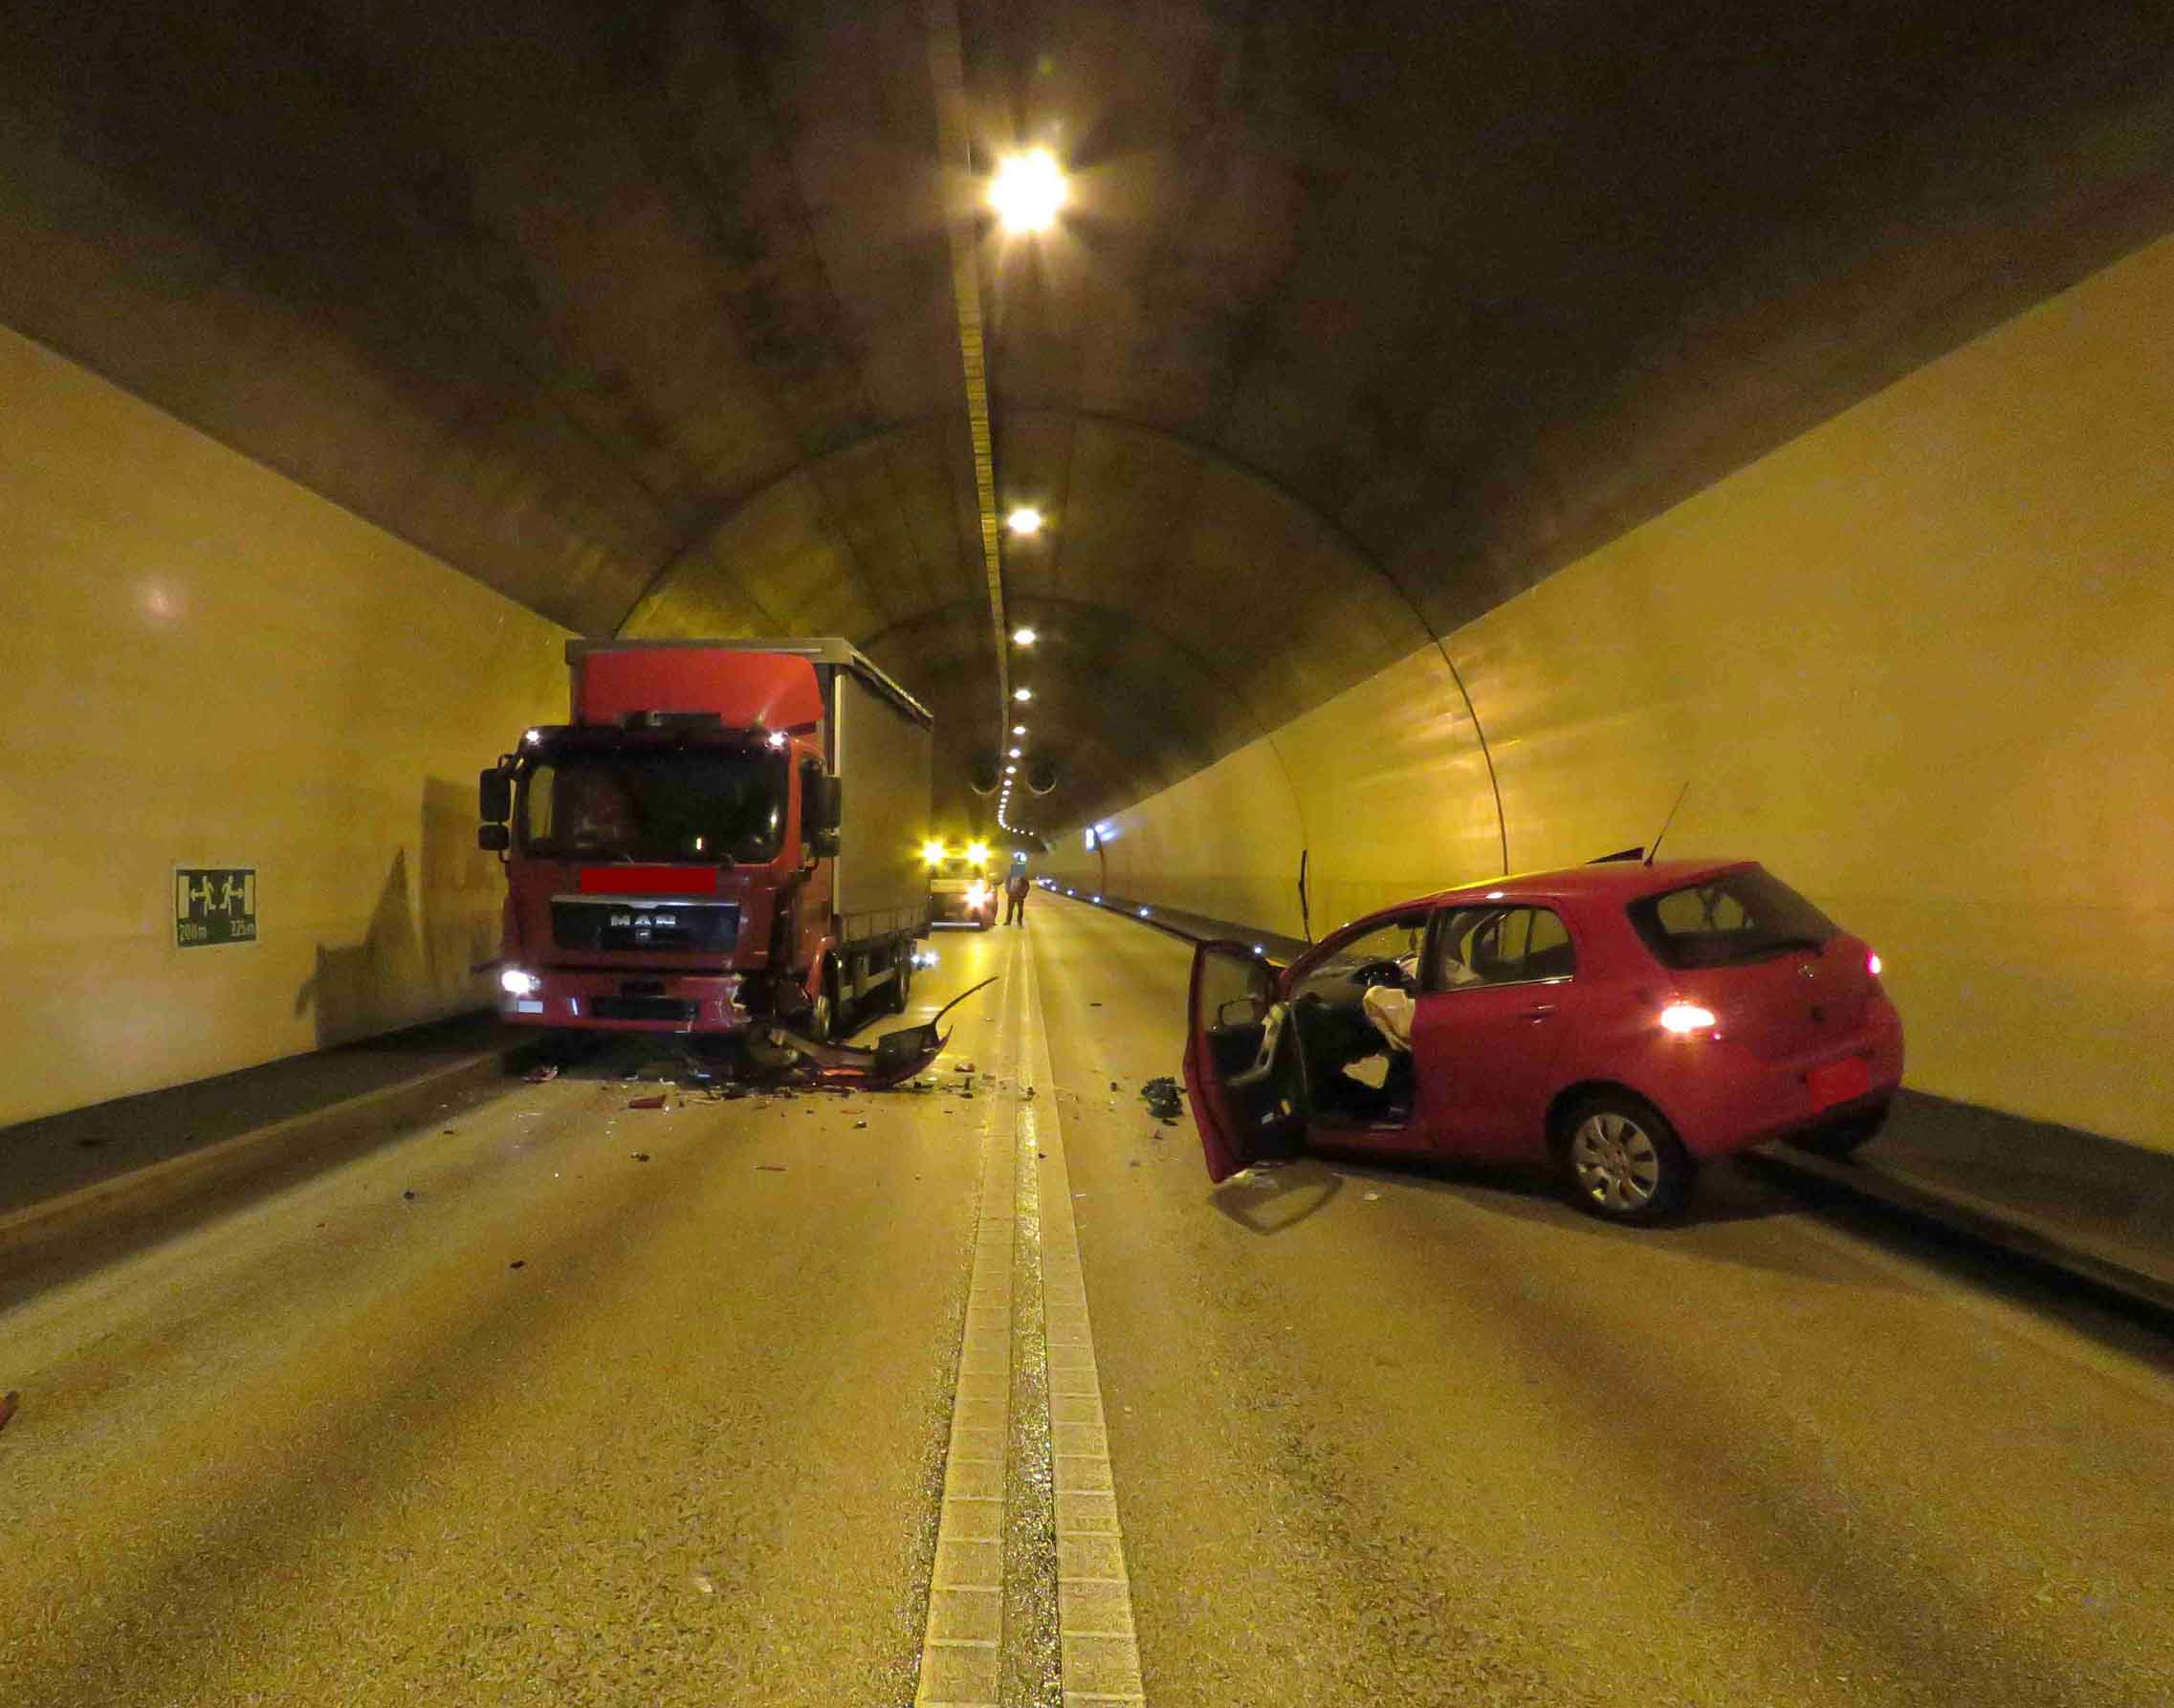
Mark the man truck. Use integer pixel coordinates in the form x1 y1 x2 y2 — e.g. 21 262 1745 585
480 639 933 1043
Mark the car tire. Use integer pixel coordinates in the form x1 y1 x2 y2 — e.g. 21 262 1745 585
1555 1091 1696 1224
1788 1100 1891 1160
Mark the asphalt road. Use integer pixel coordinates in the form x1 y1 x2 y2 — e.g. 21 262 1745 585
4 898 2173 1705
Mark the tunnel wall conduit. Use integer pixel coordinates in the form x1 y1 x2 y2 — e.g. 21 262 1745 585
1047 231 2174 1157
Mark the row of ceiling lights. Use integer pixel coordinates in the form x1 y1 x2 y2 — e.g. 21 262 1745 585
991 150 1066 841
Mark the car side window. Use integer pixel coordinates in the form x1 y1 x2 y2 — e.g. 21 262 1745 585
1299 914 1430 998
1429 906 1575 990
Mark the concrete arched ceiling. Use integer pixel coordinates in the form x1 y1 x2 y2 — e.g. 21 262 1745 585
2 0 2169 835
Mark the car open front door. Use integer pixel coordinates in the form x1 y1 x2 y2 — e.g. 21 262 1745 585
1183 940 1306 1183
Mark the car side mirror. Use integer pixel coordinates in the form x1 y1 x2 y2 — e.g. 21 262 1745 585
1216 996 1263 1029
477 823 511 852
479 766 512 824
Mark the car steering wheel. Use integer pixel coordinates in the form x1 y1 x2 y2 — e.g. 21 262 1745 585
1349 957 1413 990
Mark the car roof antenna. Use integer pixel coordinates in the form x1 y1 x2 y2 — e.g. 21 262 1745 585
1644 782 1691 867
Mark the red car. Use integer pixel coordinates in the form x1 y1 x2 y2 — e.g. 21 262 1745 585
1182 859 1902 1223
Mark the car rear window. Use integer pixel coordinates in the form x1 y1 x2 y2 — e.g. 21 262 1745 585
1626 869 1839 970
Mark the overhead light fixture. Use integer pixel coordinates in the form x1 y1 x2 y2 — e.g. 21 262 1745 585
1012 624 1038 644
1012 723 1026 736
990 149 1066 235
1014 688 1033 702
1008 746 1021 757
1006 509 1043 538
1005 765 1017 776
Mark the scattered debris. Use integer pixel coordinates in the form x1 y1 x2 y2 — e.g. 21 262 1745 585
1090 1001 1104 1008
1140 1077 1184 1121
956 1062 977 1074
1024 1086 1038 1100
1364 1191 1382 1202
441 1128 457 1135
403 1190 417 1201
756 1164 787 1172
523 1064 559 1084
853 1120 868 1129
692 1572 716 1596
632 1152 651 1163
627 1095 669 1110
0 1391 16 1434
509 1259 527 1270
75 1137 105 1150
1110 1080 1120 1091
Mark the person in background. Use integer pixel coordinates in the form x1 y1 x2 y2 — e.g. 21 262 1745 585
1004 865 1031 927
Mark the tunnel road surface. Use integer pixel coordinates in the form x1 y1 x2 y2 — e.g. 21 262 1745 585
4 902 2173 1706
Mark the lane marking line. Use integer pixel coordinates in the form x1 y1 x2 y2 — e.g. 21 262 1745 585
1021 929 1150 1704
914 933 1024 1708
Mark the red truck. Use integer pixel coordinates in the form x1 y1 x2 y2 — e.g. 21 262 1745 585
479 639 933 1042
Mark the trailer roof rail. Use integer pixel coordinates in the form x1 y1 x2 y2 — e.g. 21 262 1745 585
567 637 933 727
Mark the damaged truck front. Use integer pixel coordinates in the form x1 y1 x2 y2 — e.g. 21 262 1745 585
480 639 933 1044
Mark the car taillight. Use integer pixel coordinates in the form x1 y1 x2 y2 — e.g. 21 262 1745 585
1658 1002 1716 1034
1866 951 1883 977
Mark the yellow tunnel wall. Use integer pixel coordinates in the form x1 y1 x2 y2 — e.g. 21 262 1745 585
1048 233 2174 1155
0 325 570 1131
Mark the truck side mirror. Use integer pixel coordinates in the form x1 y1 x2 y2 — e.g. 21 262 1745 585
820 776 845 833
479 766 513 824
477 823 511 852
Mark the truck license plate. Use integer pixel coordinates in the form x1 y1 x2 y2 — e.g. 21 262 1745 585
1807 1056 1872 1112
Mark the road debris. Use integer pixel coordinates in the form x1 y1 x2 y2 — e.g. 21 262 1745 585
522 1064 559 1084
403 1190 417 1201
509 1259 526 1270
632 1152 651 1162
853 1119 868 1129
627 1095 669 1110
756 1164 787 1172
1141 1077 1184 1121
0 1391 18 1434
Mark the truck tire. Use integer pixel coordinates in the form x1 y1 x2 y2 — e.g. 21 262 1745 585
808 957 844 1043
885 943 913 1014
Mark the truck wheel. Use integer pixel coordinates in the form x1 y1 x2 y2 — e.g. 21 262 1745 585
808 958 843 1043
886 945 913 1014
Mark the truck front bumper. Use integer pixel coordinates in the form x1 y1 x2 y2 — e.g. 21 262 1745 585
500 971 747 1034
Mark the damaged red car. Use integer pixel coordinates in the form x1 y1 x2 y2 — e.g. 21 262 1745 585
1182 860 1903 1223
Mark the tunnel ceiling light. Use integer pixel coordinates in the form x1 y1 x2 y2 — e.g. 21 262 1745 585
1014 687 1033 702
1012 624 1038 644
1008 746 1021 757
1007 509 1043 538
990 149 1066 235
1005 765 1018 775
1012 723 1027 736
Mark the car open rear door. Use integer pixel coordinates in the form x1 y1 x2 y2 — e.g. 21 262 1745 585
1182 940 1306 1183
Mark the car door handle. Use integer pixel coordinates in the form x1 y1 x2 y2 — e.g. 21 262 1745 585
1522 1004 1558 1020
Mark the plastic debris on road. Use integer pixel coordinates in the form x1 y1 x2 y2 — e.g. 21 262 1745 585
1140 1077 1184 1122
627 1094 669 1110
522 1063 559 1084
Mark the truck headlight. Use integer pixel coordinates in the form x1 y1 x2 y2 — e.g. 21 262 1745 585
500 968 541 996
966 881 989 906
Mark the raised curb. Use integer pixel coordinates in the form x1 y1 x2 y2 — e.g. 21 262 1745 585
0 1049 508 1244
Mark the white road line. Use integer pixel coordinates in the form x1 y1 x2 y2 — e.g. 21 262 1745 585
914 935 1024 1708
1021 931 1150 1706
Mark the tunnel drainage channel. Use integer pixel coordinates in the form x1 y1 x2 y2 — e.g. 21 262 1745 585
913 931 1146 1706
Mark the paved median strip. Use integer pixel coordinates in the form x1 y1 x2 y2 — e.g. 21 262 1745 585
915 931 1146 1706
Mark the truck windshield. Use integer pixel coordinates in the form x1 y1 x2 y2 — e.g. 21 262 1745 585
519 750 788 865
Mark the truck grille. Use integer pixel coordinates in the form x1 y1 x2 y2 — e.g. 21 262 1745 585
553 897 738 953
589 996 701 1023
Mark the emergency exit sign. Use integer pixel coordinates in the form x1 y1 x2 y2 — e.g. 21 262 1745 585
176 867 256 947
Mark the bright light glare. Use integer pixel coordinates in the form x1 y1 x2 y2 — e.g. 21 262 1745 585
1008 746 1021 757
1485 890 1504 901
766 730 788 749
1658 1003 1717 1034
966 880 989 906
1012 623 1038 643
1012 724 1026 735
990 149 1066 234
523 729 540 745
922 841 946 864
967 843 990 865
1091 894 1102 904
1005 765 1017 776
500 968 539 996
1252 944 1266 956
1014 687 1033 702
1138 908 1151 918
1867 952 1883 977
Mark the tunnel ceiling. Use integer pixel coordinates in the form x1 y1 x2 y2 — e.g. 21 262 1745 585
3 1 2170 835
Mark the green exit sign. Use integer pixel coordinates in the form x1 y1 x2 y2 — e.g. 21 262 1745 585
176 867 257 948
